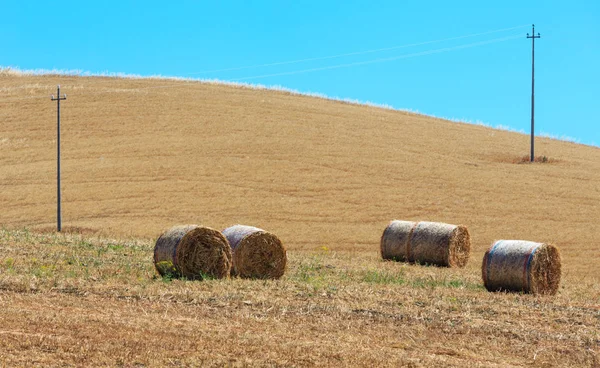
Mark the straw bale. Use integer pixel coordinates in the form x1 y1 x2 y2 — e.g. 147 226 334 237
380 220 470 267
410 221 470 267
380 220 417 261
482 240 561 295
222 225 287 279
154 224 232 280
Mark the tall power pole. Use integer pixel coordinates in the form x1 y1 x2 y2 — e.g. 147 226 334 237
527 24 541 162
51 85 67 232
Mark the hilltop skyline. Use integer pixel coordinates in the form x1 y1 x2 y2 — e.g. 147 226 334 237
2 1 599 146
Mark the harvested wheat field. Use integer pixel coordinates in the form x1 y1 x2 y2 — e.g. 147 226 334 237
0 71 599 367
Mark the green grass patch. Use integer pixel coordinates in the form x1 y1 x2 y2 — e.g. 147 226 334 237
362 269 405 284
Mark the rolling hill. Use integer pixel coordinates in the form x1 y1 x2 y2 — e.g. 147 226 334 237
1 70 598 272
0 70 598 366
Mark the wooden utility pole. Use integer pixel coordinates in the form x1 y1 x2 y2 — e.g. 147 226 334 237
527 24 541 162
51 85 66 232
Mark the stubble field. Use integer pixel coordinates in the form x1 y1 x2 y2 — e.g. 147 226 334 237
1 70 599 366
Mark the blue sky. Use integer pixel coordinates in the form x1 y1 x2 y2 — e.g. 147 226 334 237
2 1 599 146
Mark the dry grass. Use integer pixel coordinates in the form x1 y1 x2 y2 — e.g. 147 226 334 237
514 155 558 164
1 74 599 366
0 229 598 367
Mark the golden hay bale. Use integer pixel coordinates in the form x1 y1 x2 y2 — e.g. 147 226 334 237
410 221 471 267
222 225 287 279
380 220 416 261
153 225 232 280
380 220 470 267
482 240 561 295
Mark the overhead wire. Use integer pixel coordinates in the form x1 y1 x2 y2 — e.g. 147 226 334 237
0 25 527 103
186 24 529 75
232 34 523 81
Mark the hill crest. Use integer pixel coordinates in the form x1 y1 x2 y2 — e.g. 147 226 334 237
1 72 599 278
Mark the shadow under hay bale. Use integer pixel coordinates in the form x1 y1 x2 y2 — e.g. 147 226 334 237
380 220 470 267
153 225 232 280
222 225 287 279
482 240 561 295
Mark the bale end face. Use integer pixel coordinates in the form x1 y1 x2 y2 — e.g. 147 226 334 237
153 225 232 280
447 225 471 268
529 244 561 296
233 231 287 279
177 227 232 280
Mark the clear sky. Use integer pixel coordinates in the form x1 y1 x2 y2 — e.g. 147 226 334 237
2 1 599 146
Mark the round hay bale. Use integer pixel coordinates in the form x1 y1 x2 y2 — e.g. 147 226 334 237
482 240 561 295
153 225 232 280
380 220 417 261
410 221 471 267
380 220 470 267
222 225 287 279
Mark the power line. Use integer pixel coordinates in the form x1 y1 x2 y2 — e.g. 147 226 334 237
51 85 67 232
232 34 523 81
187 24 530 75
0 31 525 102
527 24 541 162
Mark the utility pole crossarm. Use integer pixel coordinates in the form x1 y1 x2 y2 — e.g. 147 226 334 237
51 85 66 232
526 24 541 163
